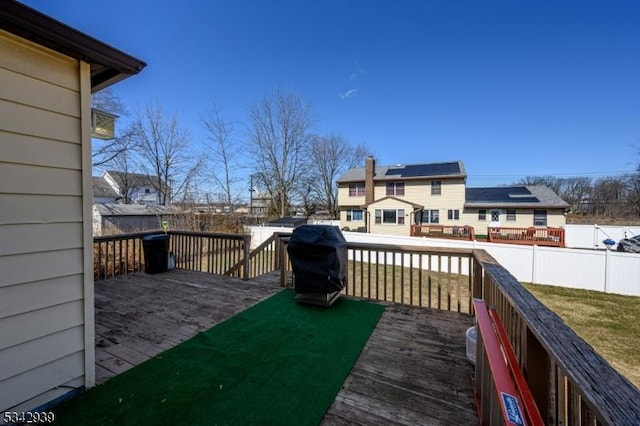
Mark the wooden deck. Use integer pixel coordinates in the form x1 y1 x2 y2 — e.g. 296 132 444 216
94 269 477 425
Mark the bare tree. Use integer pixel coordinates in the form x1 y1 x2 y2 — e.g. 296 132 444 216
133 101 202 205
308 134 370 218
91 88 138 167
518 176 563 194
517 175 593 212
202 103 242 215
591 176 628 217
629 145 640 217
109 150 141 203
247 90 314 217
625 171 640 217
295 176 320 218
560 177 592 212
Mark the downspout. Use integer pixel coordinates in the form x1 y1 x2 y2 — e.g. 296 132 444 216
80 60 96 389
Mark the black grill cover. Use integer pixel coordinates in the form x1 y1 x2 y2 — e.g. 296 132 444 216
287 225 347 294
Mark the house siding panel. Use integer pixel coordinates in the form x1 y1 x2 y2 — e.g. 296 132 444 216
0 131 82 170
337 185 365 206
0 99 81 143
0 30 88 412
0 222 83 256
0 300 84 352
0 249 84 288
0 275 83 319
368 198 413 236
0 66 80 118
0 326 84 382
0 30 79 91
0 350 84 414
0 163 82 195
0 194 82 225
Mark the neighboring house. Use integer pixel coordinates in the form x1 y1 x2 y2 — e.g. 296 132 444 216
93 204 181 236
0 1 145 414
92 176 121 204
464 186 569 233
102 170 166 205
249 191 271 218
337 157 569 236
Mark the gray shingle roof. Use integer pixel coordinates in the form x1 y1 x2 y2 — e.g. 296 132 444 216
337 161 466 183
464 185 569 208
92 176 119 199
94 203 181 216
106 171 162 189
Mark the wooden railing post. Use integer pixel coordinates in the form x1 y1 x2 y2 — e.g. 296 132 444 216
278 236 287 287
524 327 551 422
242 234 251 280
472 251 640 425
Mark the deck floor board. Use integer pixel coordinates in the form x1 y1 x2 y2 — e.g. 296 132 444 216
94 269 477 424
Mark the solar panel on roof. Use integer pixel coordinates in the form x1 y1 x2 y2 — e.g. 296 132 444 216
384 162 461 178
466 187 539 203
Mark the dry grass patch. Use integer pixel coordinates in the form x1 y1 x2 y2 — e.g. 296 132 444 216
524 283 640 388
344 261 471 313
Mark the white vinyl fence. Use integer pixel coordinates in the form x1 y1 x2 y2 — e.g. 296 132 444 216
565 224 640 249
247 225 640 297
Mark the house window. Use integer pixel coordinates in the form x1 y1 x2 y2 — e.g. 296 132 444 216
533 210 547 226
348 182 365 197
478 209 486 221
145 188 151 194
346 209 364 222
491 210 500 222
375 209 405 225
386 182 405 196
506 209 516 221
447 209 460 220
420 209 439 224
431 181 442 195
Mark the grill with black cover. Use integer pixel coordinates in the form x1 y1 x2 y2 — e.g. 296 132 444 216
286 225 347 306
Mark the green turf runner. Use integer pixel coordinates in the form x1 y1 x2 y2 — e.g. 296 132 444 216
54 289 385 425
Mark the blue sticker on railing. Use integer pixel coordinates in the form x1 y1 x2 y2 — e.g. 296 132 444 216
501 392 525 426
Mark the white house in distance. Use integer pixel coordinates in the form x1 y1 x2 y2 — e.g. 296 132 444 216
92 176 121 204
101 170 165 205
0 1 145 413
337 157 569 238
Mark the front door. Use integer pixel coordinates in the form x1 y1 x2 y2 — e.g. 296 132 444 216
489 209 501 228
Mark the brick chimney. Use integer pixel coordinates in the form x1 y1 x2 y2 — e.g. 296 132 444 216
365 156 375 205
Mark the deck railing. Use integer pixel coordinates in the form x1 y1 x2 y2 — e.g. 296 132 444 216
472 250 640 425
473 298 543 426
94 231 149 280
410 224 476 240
487 226 565 247
271 233 640 424
168 230 250 278
275 235 474 313
225 232 287 279
92 230 640 424
93 230 251 280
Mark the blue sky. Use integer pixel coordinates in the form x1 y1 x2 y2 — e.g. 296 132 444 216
21 0 640 187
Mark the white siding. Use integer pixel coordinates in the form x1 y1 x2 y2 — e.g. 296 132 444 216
0 30 90 412
338 178 468 233
367 198 414 236
462 208 567 236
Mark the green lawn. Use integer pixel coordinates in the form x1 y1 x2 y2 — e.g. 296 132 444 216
523 283 640 388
